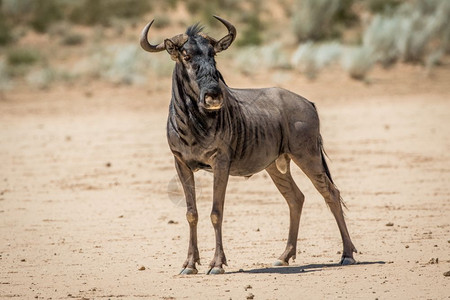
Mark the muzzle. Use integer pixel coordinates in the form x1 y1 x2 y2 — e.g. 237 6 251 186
200 89 223 111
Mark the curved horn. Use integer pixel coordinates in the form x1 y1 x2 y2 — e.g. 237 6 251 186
213 15 237 44
140 20 166 53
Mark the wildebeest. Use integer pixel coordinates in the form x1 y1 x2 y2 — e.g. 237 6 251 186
140 16 357 275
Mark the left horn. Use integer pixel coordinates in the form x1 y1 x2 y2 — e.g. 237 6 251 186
140 20 166 53
199 16 237 47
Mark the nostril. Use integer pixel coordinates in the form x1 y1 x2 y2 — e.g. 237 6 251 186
205 93 221 101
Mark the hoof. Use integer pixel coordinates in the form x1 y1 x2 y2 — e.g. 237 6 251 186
207 267 225 275
340 257 356 265
273 260 289 266
179 267 198 275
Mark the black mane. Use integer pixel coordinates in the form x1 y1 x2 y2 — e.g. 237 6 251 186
186 23 204 37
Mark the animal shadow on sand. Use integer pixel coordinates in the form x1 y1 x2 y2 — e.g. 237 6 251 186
229 261 386 275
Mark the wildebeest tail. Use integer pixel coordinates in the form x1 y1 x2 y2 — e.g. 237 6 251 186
319 135 333 184
311 100 348 210
319 135 348 210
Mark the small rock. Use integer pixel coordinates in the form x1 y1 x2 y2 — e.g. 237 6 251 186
336 251 341 254
105 162 111 168
246 293 254 299
385 222 394 227
21 259 26 262
444 271 450 277
138 266 146 271
168 220 178 224
428 258 438 264
118 215 124 218
405 245 409 248
256 228 260 232
244 285 252 291
238 269 244 272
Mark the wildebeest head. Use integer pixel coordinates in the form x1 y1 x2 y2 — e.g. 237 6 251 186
140 16 236 111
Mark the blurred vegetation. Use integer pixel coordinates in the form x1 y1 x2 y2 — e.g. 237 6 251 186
236 1 264 47
291 0 346 42
0 0 449 90
68 0 152 26
7 47 40 66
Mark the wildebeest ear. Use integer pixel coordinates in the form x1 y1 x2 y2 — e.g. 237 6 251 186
164 39 179 61
214 35 234 53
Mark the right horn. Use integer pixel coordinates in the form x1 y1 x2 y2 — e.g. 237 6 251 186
213 15 237 45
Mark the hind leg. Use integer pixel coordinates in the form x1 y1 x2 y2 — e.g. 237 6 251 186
291 152 357 265
266 157 305 266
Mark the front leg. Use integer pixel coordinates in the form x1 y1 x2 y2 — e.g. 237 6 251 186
174 157 200 275
207 157 230 275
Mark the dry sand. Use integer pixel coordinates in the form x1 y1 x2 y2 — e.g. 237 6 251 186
1 65 449 299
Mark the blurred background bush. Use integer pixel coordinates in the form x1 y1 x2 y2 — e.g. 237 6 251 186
0 0 448 91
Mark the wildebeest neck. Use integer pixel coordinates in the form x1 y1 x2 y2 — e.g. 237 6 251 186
168 64 241 148
169 64 220 146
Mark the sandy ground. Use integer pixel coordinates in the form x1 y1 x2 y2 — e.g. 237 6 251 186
1 65 450 299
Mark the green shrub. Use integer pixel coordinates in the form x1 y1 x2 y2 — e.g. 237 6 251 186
367 0 401 13
7 48 40 66
292 0 340 42
236 4 264 47
69 0 152 26
29 0 63 33
61 32 85 46
335 0 358 25
0 14 13 45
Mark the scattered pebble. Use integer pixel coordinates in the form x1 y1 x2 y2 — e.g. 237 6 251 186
105 162 111 168
138 266 146 271
444 271 450 277
20 259 26 262
168 220 178 224
238 269 244 272
385 222 394 227
337 251 341 254
256 228 260 232
246 293 254 299
428 258 438 264
244 285 252 291
405 245 409 248
118 215 124 218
